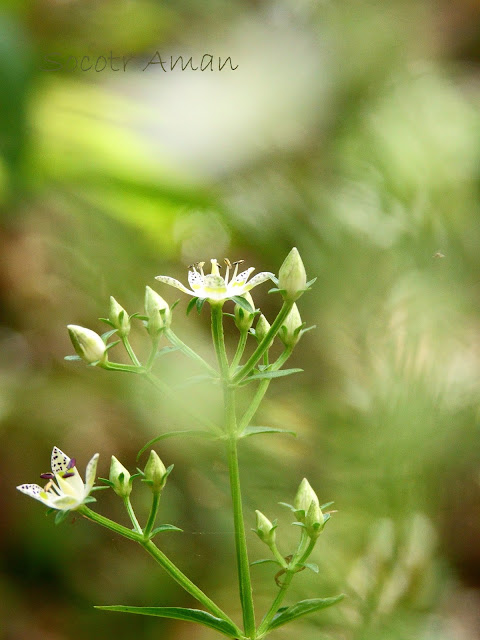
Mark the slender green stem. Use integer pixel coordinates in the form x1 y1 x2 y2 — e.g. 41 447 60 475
122 336 142 367
232 301 293 384
165 328 218 376
227 431 256 637
257 571 295 637
143 492 160 538
210 304 229 378
78 506 242 635
102 362 143 373
230 330 248 373
145 337 159 371
124 496 143 534
238 348 293 432
270 541 289 569
78 505 143 542
257 529 314 636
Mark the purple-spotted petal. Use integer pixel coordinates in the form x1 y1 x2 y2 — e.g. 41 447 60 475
17 483 55 508
51 447 71 475
230 267 255 287
155 275 194 295
84 453 99 494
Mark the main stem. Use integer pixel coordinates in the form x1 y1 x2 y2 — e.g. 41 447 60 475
211 304 256 638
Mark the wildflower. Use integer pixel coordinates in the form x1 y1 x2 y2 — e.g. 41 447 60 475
109 296 131 338
67 325 107 364
234 292 256 332
278 247 307 301
109 456 132 498
17 447 99 511
145 286 171 336
155 258 274 304
279 304 303 348
294 478 319 521
253 510 277 546
143 450 169 493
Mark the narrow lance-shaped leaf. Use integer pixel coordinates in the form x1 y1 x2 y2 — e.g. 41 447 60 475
240 368 303 385
267 595 345 631
95 606 240 639
239 426 297 438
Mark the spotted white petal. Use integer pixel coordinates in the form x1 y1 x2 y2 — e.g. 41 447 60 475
188 270 204 292
17 483 54 508
244 271 275 291
155 275 194 295
230 267 255 288
51 446 70 474
84 453 99 494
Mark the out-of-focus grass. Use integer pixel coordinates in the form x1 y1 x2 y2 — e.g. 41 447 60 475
1 1 480 639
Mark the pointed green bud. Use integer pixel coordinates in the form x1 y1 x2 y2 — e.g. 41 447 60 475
145 286 171 337
254 314 273 347
144 450 168 493
304 500 324 540
234 292 255 332
109 296 131 338
279 303 303 348
254 510 276 546
294 478 319 522
109 455 132 498
67 325 107 364
278 247 307 301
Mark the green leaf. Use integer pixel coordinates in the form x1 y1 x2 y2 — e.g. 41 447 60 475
99 318 115 327
250 558 281 567
136 430 216 461
95 606 240 638
230 296 254 314
278 502 296 512
320 501 334 510
196 297 206 314
54 510 70 526
239 426 296 438
156 345 180 358
149 524 183 538
267 595 345 631
302 562 319 574
101 329 118 342
186 297 199 316
240 368 303 384
305 277 317 288
104 340 121 352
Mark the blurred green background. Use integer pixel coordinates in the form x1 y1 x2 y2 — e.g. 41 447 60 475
2 0 480 638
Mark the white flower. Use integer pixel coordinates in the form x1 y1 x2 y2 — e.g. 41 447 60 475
17 447 99 511
155 258 275 303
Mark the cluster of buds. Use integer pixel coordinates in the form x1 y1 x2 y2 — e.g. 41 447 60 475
107 450 172 498
253 478 332 574
65 287 174 367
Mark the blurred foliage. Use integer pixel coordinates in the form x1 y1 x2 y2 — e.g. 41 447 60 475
1 0 480 639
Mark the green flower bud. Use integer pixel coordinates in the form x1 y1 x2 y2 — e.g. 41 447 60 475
67 325 107 364
109 455 132 498
145 286 171 337
279 303 303 348
109 296 131 338
144 450 168 493
254 314 273 347
234 292 255 332
278 247 307 301
304 500 324 540
294 478 319 521
254 510 276 546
